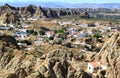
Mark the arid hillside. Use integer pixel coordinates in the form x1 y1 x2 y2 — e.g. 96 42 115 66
0 31 119 78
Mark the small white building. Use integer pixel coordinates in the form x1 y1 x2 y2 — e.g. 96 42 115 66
33 37 44 45
18 43 27 47
73 31 86 38
27 16 39 21
87 29 93 35
58 21 73 26
87 62 107 73
0 25 13 30
79 23 88 28
13 31 27 40
45 31 54 38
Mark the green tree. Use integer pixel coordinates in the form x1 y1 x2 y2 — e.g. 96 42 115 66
93 33 102 38
33 31 38 35
39 30 45 35
84 45 91 51
93 47 101 52
49 36 54 40
57 29 64 33
20 40 32 45
27 30 34 34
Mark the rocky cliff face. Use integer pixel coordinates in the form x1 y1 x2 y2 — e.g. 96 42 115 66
0 47 92 78
0 4 90 22
0 37 94 78
0 3 16 14
0 35 19 50
2 12 21 24
93 32 120 78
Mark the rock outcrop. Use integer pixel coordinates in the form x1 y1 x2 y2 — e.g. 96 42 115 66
2 12 21 24
0 48 91 78
92 32 120 78
0 3 16 14
0 35 20 50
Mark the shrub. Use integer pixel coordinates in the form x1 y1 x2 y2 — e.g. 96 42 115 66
27 30 38 35
33 31 38 35
27 30 34 34
92 29 99 34
49 36 54 40
64 42 72 48
93 47 101 52
54 30 57 34
39 30 45 35
71 38 76 42
84 45 91 51
64 32 69 35
57 29 64 33
20 40 32 45
78 28 82 31
40 26 49 31
59 34 67 40
55 39 62 45
93 33 102 38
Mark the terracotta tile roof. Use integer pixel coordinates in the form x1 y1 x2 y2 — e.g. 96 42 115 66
46 31 51 34
88 62 101 67
74 32 79 35
46 31 54 34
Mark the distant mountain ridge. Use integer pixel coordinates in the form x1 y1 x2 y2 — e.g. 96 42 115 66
0 3 90 24
0 3 120 25
0 2 120 9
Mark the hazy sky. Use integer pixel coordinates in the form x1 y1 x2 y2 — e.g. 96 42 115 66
0 0 120 3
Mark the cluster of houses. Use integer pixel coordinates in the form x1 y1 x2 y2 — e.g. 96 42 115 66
12 29 27 40
0 20 119 48
0 24 14 30
58 21 118 33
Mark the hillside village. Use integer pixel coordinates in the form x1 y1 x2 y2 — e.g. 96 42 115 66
0 17 119 52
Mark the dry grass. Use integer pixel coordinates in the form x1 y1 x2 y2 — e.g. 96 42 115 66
77 19 109 24
36 44 67 53
31 20 60 30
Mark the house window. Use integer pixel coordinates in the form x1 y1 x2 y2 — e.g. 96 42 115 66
97 67 99 69
94 68 97 70
100 67 102 69
89 67 91 69
94 67 99 70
